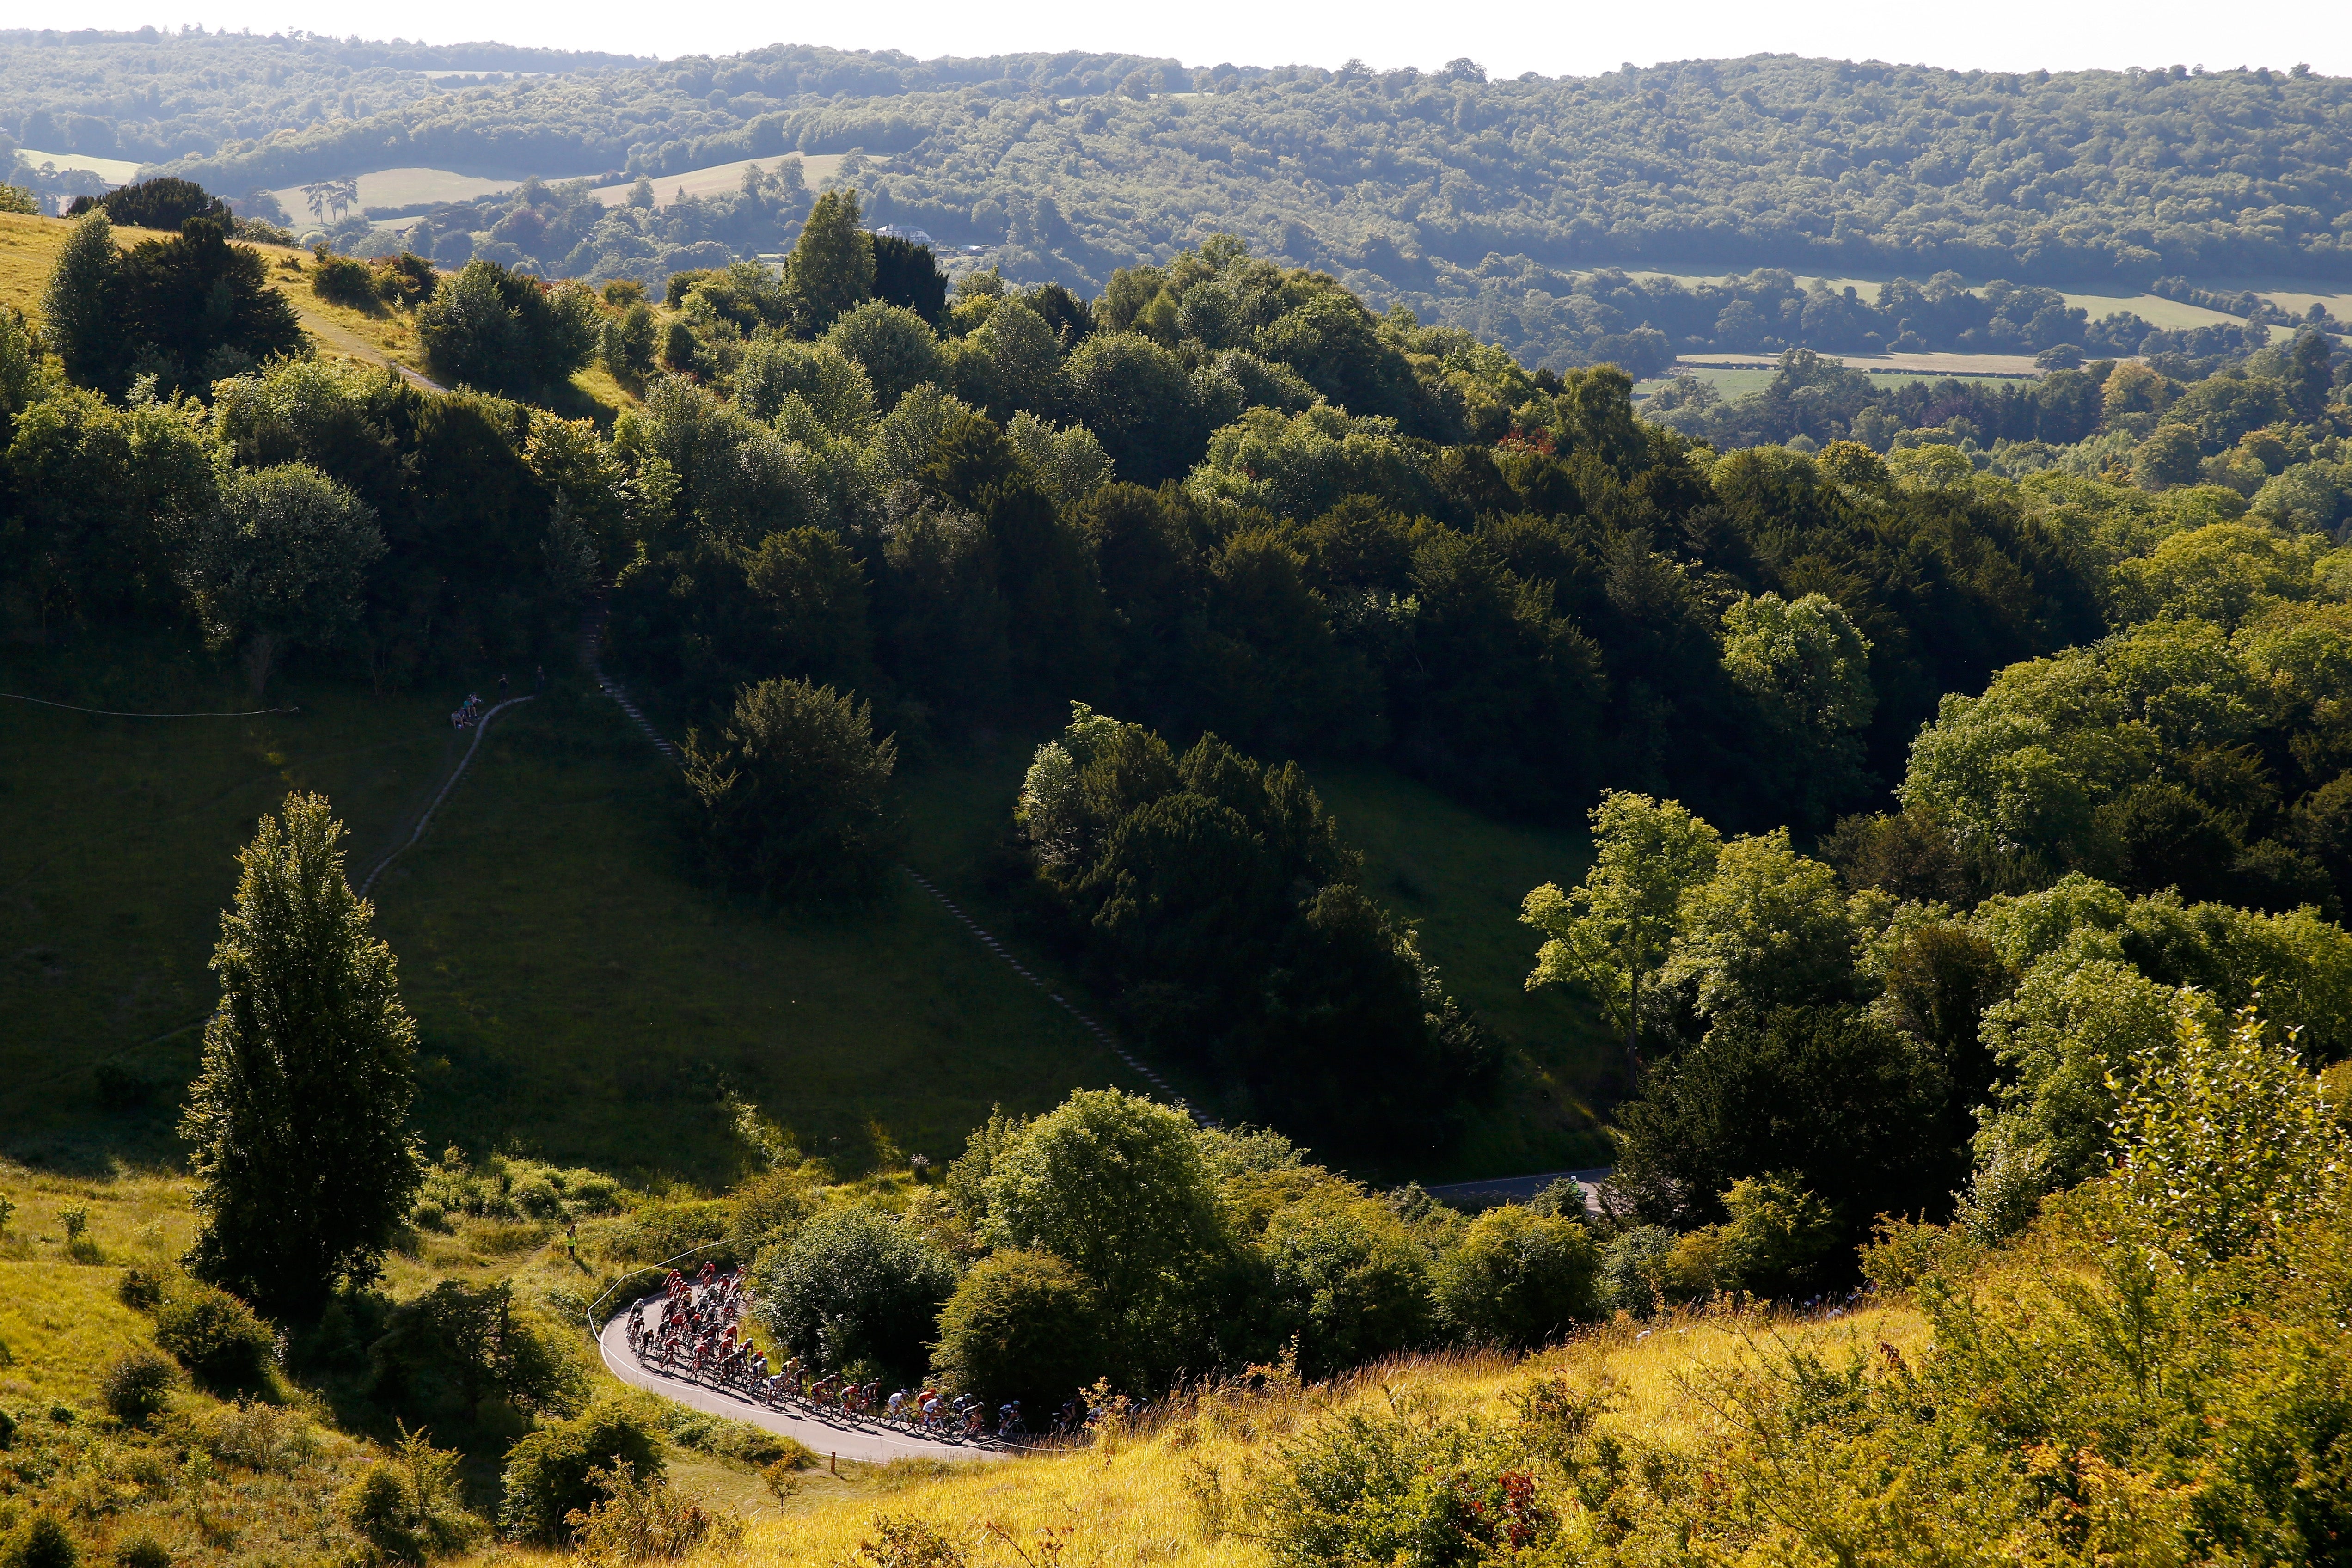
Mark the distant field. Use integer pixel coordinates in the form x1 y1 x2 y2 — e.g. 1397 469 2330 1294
266 166 522 221
589 153 883 209
11 147 141 183
1607 265 2313 336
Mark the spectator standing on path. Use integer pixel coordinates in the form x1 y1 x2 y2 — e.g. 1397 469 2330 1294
534 664 545 692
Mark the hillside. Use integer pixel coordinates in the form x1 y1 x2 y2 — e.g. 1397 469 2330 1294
8 35 2352 365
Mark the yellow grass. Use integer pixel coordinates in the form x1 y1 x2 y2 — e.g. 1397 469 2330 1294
668 1302 1929 1568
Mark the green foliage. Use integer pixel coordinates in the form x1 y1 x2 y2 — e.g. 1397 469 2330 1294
367 1280 583 1422
1523 792 1721 1061
1259 1396 1534 1568
822 300 943 412
787 190 874 334
40 212 122 390
1017 713 1488 1147
681 676 899 904
750 1207 956 1384
182 462 384 693
415 259 598 395
97 1349 175 1425
0 1516 76 1568
564 1460 736 1565
980 1089 1225 1375
1611 1004 1962 1238
309 248 380 309
339 1426 480 1564
928 1249 1104 1407
180 791 424 1318
149 1277 273 1389
1431 1205 1599 1347
1256 1184 1434 1375
496 1400 663 1543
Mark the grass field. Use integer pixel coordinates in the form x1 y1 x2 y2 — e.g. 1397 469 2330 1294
588 153 885 209
0 634 1138 1183
265 166 521 221
3 629 1611 1186
12 147 143 184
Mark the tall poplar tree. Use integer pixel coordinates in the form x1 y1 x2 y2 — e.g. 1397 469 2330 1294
39 209 120 389
788 189 875 335
181 791 423 1318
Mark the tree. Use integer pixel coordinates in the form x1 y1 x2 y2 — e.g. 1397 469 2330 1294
929 1250 1104 1407
1661 830 1862 1021
40 209 121 388
1611 1005 1961 1236
821 300 943 412
179 792 424 1318
680 676 898 904
1430 1205 1599 1347
749 1207 955 1383
1523 793 1721 1066
870 232 947 324
980 1090 1226 1339
110 216 305 394
182 462 384 694
787 189 874 334
1718 591 1875 823
99 176 228 231
416 259 597 396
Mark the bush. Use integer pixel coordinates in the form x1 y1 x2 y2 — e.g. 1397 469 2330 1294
0 1516 76 1568
681 677 899 905
1431 1205 1599 1347
98 1349 175 1424
311 249 380 309
564 1460 737 1564
116 1268 165 1311
415 259 598 396
497 1401 663 1542
111 1537 168 1568
340 1427 479 1564
929 1250 1104 1408
152 1280 273 1389
750 1208 956 1384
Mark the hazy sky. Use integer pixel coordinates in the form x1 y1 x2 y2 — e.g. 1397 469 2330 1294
11 0 2345 78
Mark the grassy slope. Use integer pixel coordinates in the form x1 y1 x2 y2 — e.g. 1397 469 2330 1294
0 212 631 420
691 1300 1929 1568
0 635 1139 1182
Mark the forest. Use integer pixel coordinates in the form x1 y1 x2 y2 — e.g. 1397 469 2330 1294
4 155 2352 1568
7 31 2352 364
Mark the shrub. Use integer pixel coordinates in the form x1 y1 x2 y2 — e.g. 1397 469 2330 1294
497 1401 662 1542
564 1461 738 1565
930 1250 1103 1408
116 1268 165 1311
0 1516 76 1568
681 677 899 905
98 1350 175 1424
374 253 436 309
340 1427 479 1564
751 1208 956 1384
311 249 380 309
152 1280 273 1389
1431 1205 1599 1347
111 1537 168 1568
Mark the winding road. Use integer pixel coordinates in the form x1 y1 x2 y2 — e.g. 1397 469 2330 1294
594 1295 1004 1464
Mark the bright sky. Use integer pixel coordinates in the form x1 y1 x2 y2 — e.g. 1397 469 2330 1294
9 0 2345 78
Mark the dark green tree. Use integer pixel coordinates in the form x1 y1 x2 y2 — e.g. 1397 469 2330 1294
179 791 424 1319
680 676 899 904
870 232 947 324
749 1207 956 1383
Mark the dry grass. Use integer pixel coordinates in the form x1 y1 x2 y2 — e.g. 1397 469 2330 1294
588 153 886 210
264 167 520 221
665 1302 1929 1568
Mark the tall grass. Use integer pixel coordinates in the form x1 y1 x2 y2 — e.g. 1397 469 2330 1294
689 1301 1928 1568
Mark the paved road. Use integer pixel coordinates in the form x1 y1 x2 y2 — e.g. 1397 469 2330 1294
594 1297 1004 1464
1421 1168 1614 1211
